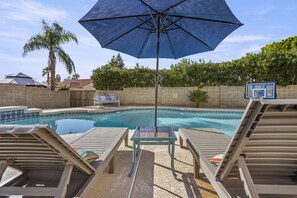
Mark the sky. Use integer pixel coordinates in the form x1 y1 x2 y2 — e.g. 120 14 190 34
0 0 296 82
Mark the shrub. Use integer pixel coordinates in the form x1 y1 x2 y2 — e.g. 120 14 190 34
57 85 69 91
188 89 209 107
91 48 297 90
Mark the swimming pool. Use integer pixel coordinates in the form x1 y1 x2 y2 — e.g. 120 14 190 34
1 109 243 137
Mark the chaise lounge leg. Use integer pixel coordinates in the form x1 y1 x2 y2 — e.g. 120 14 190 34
109 157 115 174
55 163 73 198
0 161 8 180
125 134 129 147
193 156 200 179
179 136 183 148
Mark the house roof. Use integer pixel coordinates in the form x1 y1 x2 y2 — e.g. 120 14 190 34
5 72 32 79
0 79 14 84
61 79 92 88
0 72 46 87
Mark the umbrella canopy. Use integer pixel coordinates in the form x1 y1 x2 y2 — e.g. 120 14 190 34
79 0 242 126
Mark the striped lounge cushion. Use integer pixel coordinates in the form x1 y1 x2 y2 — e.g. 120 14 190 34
73 147 99 163
210 154 224 167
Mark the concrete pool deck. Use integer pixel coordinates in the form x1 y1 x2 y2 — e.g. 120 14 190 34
1 130 219 198
0 105 241 197
66 130 219 198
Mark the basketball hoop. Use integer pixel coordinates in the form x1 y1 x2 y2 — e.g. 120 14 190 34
245 82 276 99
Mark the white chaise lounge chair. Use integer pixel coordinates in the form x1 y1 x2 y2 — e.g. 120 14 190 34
179 99 297 198
0 125 128 198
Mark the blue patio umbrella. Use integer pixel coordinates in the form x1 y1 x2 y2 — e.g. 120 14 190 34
79 0 242 126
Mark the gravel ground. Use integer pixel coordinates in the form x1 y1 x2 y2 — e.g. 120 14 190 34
0 131 218 198
83 130 219 198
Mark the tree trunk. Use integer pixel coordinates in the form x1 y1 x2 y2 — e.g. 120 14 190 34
47 72 50 86
49 51 56 91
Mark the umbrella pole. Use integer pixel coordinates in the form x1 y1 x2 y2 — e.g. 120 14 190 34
154 14 161 127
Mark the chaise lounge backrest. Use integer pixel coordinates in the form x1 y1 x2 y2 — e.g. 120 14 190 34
216 99 297 197
0 125 96 197
181 99 297 197
0 125 129 197
217 99 297 179
0 125 95 175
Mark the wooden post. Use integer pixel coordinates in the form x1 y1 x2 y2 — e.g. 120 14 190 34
55 163 73 198
238 156 259 198
109 157 115 174
81 91 85 107
193 156 200 179
125 134 129 147
179 136 183 147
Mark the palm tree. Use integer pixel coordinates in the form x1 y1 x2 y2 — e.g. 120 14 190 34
42 66 51 85
72 73 80 79
23 20 78 90
55 74 61 82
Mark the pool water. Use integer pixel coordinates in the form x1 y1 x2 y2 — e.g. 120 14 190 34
2 109 243 137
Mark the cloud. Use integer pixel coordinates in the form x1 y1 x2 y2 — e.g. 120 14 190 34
213 43 233 53
286 5 297 12
224 35 271 43
240 45 262 56
249 6 274 16
266 25 285 30
0 27 36 51
0 0 68 24
0 29 28 40
0 28 31 46
0 52 45 63
77 36 100 48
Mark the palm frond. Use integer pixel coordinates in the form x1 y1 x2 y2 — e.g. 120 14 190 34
23 19 78 88
56 47 76 74
61 30 78 44
41 19 50 33
53 21 63 33
42 66 50 76
22 34 49 56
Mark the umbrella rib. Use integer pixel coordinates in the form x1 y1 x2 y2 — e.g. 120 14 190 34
168 14 243 25
147 6 157 29
162 0 187 13
79 14 151 22
165 32 177 59
164 17 213 50
166 27 179 31
161 17 183 31
136 17 156 31
137 31 151 58
138 27 153 31
138 0 160 14
102 18 153 48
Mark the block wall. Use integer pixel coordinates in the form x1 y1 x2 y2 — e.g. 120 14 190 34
88 85 297 108
0 84 70 108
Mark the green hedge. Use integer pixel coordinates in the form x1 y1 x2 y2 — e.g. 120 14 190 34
91 50 297 90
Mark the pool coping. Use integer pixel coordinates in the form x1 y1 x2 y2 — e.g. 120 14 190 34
0 106 244 114
43 106 244 115
0 106 244 123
